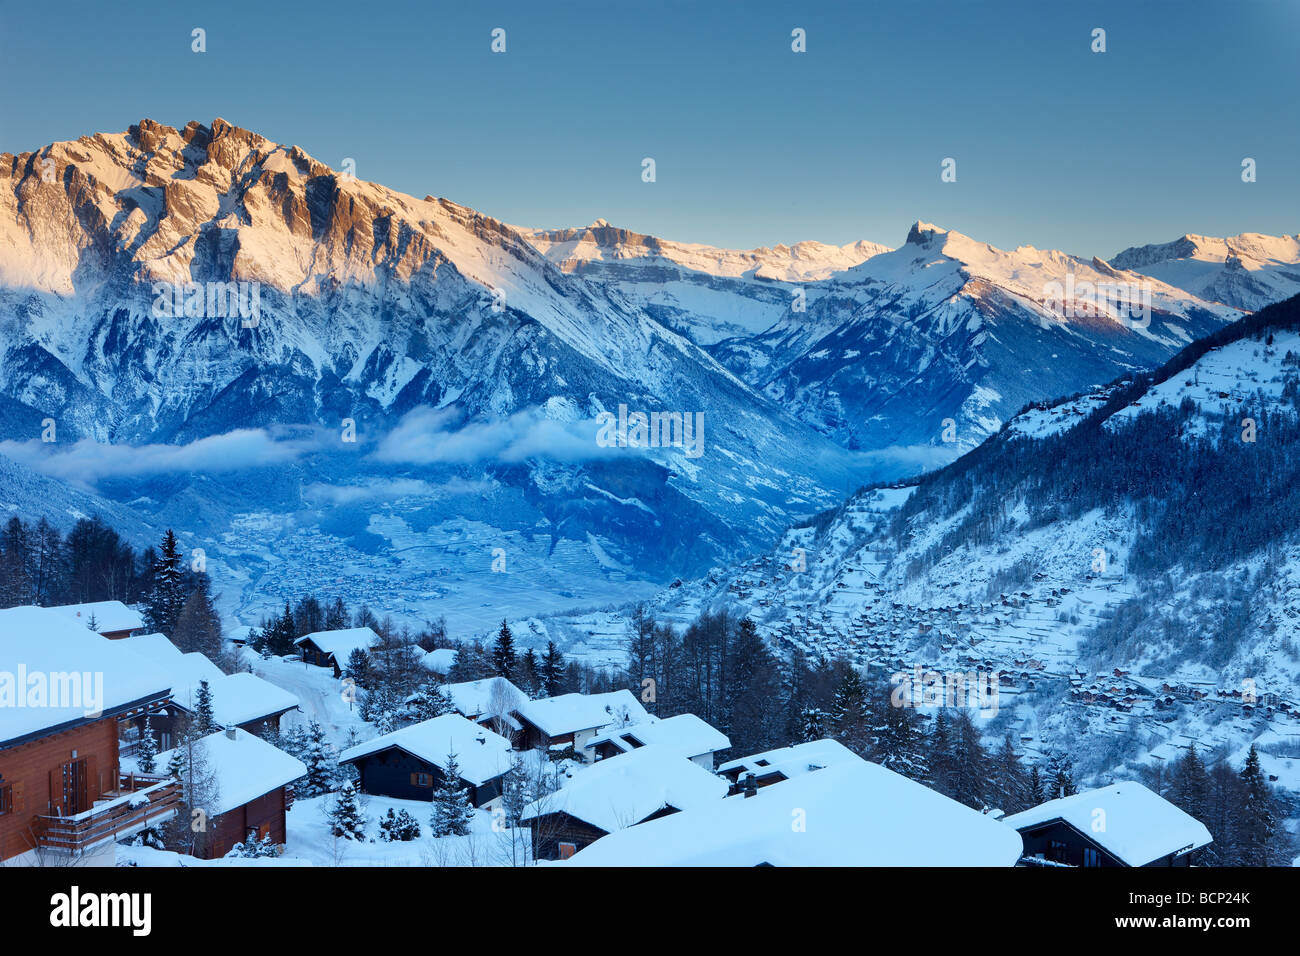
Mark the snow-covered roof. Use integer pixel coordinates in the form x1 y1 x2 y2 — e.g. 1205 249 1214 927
567 758 1024 866
515 690 648 738
443 676 528 720
521 744 727 833
419 647 458 675
585 713 730 761
157 728 306 817
173 672 299 727
294 627 380 659
0 607 173 746
124 633 297 725
1001 783 1212 866
48 600 144 634
338 714 512 786
717 738 860 782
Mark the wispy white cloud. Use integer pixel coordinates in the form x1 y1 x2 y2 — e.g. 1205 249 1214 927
0 429 313 485
373 406 615 466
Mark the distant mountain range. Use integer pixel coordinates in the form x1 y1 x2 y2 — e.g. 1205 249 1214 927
1 118 1297 628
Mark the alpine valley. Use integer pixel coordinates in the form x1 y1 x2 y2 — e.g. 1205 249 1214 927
3 119 1300 781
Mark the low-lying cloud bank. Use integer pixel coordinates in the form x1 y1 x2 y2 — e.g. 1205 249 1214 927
0 429 313 485
372 406 619 466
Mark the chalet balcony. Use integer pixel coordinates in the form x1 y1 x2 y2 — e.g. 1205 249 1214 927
32 772 183 854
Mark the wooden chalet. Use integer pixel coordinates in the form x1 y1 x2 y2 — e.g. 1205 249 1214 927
584 713 731 771
716 738 860 793
118 635 299 749
511 690 648 760
294 627 381 677
1003 783 1212 867
156 726 305 859
338 714 512 807
521 744 727 860
0 607 182 865
565 757 1024 867
49 600 145 641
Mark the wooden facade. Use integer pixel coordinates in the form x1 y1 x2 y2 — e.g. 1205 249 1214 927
297 638 345 677
513 715 576 752
527 805 679 861
200 786 293 860
344 746 506 807
1016 819 1195 868
0 713 182 862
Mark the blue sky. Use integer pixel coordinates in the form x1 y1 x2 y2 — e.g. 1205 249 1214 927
1 0 1295 257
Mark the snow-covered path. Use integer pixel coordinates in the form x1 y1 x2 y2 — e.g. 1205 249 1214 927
249 654 370 748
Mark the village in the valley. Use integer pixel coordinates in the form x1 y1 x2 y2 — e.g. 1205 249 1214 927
1 584 1277 869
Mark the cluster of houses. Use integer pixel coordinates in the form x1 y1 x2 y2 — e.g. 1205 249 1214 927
0 603 306 863
1 608 1218 868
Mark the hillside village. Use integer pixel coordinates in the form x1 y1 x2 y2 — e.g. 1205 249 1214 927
0 578 1291 867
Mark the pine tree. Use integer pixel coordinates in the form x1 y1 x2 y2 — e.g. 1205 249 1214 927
328 781 367 840
1045 750 1077 798
870 692 928 781
721 618 783 755
406 682 455 721
830 667 871 754
797 706 830 742
1026 763 1046 806
173 575 223 659
518 648 540 696
1236 745 1278 866
138 717 159 774
492 620 517 679
1170 743 1211 828
946 711 990 810
324 597 349 631
145 529 187 636
165 744 188 779
991 732 1029 813
193 679 215 735
431 753 475 837
501 753 531 828
344 647 372 687
927 713 954 796
299 720 339 797
540 641 565 698
378 807 421 842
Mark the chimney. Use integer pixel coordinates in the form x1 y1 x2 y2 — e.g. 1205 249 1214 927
225 725 237 741
743 772 757 798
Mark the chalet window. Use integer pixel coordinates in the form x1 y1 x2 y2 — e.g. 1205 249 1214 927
558 842 577 860
1082 848 1101 867
0 784 11 815
411 772 433 787
1048 840 1068 863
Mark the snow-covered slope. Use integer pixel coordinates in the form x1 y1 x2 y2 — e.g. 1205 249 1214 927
1111 232 1300 312
566 294 1300 791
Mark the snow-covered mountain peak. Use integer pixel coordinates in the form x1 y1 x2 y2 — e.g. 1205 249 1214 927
522 219 891 283
1109 231 1300 311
